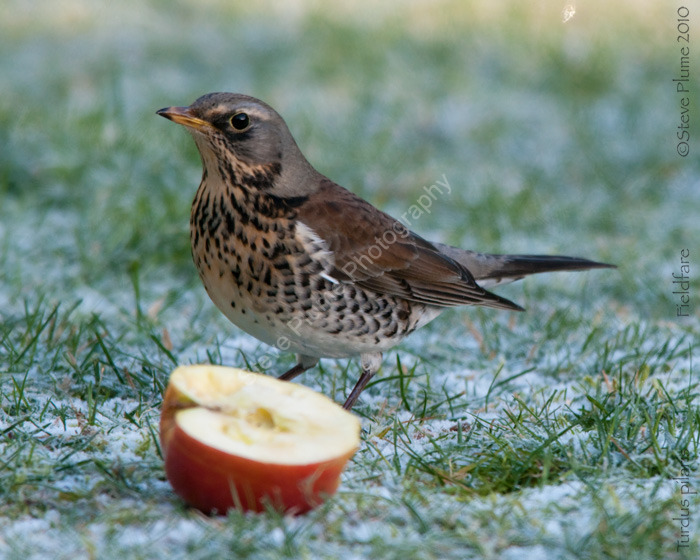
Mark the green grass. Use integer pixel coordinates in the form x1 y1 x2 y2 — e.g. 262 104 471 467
1 0 698 558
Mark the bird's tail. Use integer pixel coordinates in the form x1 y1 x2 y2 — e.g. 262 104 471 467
433 243 615 289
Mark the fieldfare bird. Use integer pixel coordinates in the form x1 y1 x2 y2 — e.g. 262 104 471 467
157 93 613 409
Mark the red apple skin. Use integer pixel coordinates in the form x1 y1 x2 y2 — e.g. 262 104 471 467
159 382 357 514
162 419 354 514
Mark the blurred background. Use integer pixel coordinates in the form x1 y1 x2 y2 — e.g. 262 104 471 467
1 0 696 322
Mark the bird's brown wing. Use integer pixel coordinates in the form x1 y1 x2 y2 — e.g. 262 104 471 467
295 179 522 311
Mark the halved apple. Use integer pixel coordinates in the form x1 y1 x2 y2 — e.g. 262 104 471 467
159 365 361 514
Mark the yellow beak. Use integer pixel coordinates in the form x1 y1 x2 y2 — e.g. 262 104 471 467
156 106 212 130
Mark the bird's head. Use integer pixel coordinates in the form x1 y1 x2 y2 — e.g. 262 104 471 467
158 93 318 197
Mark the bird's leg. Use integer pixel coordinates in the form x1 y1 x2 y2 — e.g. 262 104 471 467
343 353 382 410
278 363 306 381
278 355 318 381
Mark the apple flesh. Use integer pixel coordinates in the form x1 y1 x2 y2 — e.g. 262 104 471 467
160 365 361 514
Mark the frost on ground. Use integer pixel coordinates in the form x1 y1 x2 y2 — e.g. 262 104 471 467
1 1 699 558
1 468 697 559
1 121 698 558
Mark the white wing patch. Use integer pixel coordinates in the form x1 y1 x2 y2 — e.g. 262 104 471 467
295 221 339 283
320 272 339 285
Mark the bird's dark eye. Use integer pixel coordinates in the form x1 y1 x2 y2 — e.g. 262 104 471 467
230 112 250 131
